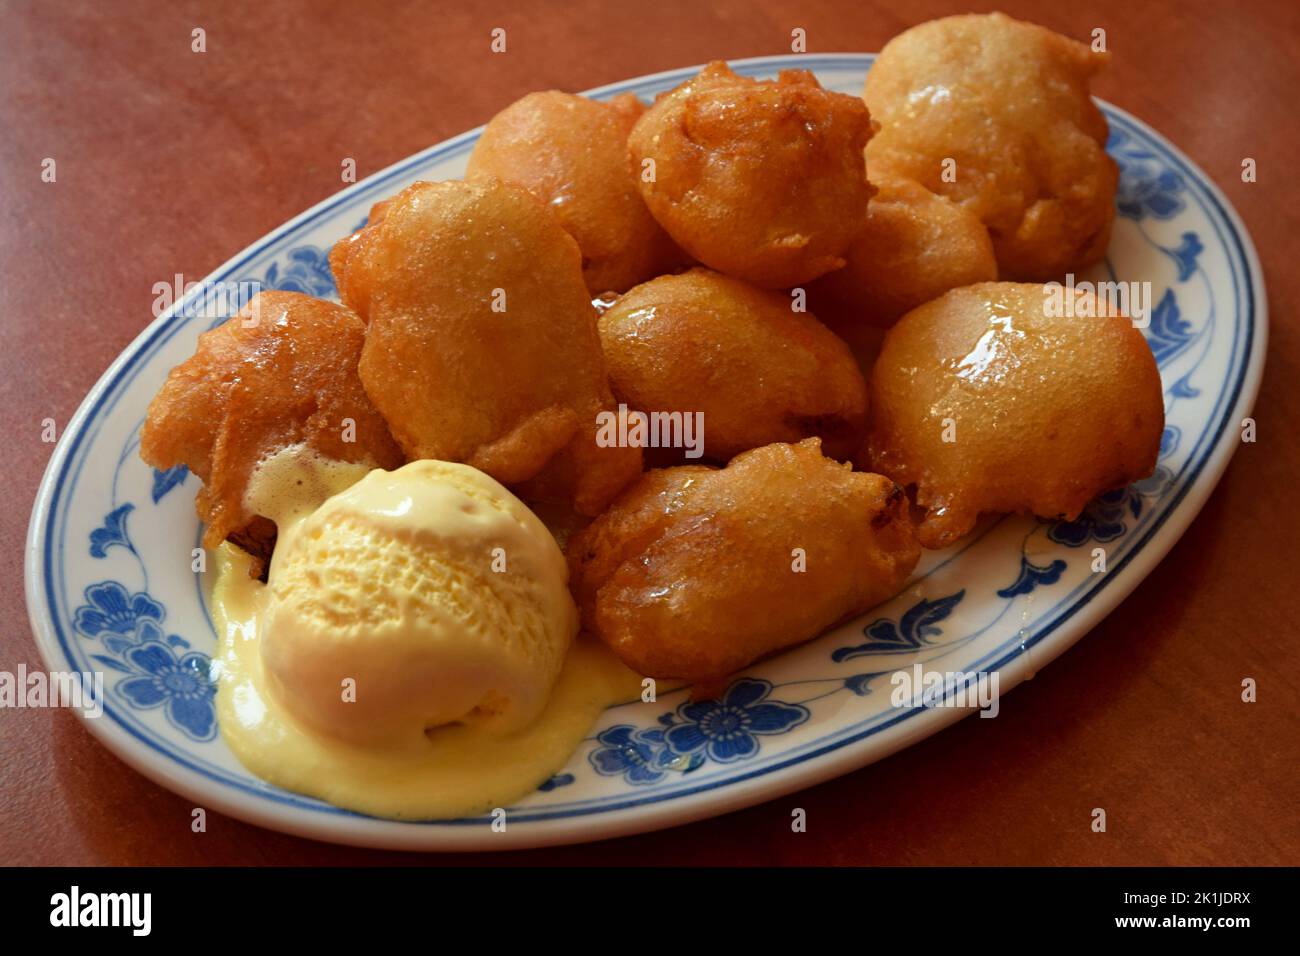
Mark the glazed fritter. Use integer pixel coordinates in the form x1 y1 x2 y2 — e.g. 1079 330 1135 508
140 291 403 555
568 439 920 684
598 268 868 462
330 178 642 516
627 61 873 288
864 12 1117 280
864 282 1164 549
466 90 683 294
808 174 997 328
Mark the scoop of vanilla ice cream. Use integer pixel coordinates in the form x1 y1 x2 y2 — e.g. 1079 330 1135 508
259 459 577 747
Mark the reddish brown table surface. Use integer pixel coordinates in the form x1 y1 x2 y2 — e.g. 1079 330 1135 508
2 0 1297 866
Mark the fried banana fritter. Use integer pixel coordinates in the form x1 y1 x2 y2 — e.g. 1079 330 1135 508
808 174 997 328
864 13 1117 281
864 282 1164 549
140 291 403 554
466 90 683 294
330 178 642 515
568 439 920 684
627 61 873 289
598 268 868 462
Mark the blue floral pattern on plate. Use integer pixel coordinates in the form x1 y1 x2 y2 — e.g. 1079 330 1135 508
73 580 162 640
591 678 807 784
660 679 809 763
150 464 188 503
260 245 337 298
1111 125 1187 220
72 578 215 741
590 725 685 785
832 592 966 661
114 641 217 741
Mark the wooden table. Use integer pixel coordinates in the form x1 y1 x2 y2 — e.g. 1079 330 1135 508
2 0 1296 866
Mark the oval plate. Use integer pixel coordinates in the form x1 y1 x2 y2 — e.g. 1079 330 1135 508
25 54 1266 851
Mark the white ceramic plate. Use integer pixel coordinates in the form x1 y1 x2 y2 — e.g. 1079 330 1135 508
25 54 1266 851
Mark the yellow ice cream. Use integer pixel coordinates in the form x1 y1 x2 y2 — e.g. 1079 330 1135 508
261 458 575 746
212 447 643 820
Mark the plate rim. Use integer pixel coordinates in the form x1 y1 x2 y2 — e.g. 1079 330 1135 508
24 52 1268 851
